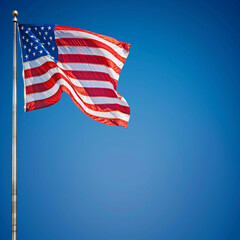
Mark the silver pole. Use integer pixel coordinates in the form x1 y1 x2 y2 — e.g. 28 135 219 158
12 10 18 240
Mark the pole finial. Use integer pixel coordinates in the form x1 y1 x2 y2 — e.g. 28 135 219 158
12 10 18 22
12 10 18 16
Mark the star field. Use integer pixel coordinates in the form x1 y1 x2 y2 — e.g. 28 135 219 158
18 24 58 62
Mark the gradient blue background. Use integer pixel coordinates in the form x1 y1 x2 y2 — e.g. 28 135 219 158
1 1 240 239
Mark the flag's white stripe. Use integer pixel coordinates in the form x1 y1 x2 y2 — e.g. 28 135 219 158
25 66 115 90
55 30 128 59
58 62 119 80
26 79 130 121
24 56 119 80
73 80 114 89
58 46 124 69
24 56 53 70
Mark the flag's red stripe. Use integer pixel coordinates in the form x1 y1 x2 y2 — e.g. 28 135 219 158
24 61 118 90
26 86 129 128
55 25 131 53
55 38 127 64
63 70 118 89
58 54 121 75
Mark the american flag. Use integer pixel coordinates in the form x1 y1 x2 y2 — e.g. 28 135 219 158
18 24 131 128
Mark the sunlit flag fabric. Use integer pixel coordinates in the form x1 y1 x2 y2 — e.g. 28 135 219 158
18 24 131 127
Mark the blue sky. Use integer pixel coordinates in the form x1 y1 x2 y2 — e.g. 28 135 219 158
1 0 240 239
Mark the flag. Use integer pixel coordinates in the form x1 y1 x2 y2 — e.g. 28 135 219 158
18 24 131 128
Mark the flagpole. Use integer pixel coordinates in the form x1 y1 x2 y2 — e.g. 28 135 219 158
12 10 18 240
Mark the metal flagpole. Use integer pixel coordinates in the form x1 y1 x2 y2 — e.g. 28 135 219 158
12 10 18 240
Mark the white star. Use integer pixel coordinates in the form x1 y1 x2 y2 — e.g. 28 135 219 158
34 46 38 50
47 42 50 45
48 26 51 30
21 26 24 30
43 37 46 40
30 42 33 46
45 32 48 35
39 50 43 54
49 36 53 40
26 39 29 42
35 27 37 31
52 47 55 50
25 55 29 58
33 52 36 56
24 45 27 49
39 32 41 35
28 27 31 31
41 26 44 30
22 36 25 39
25 30 29 33
28 49 31 52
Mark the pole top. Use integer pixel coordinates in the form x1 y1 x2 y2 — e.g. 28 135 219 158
12 10 18 22
12 10 18 16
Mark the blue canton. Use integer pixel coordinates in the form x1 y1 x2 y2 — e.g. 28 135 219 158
18 24 58 63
